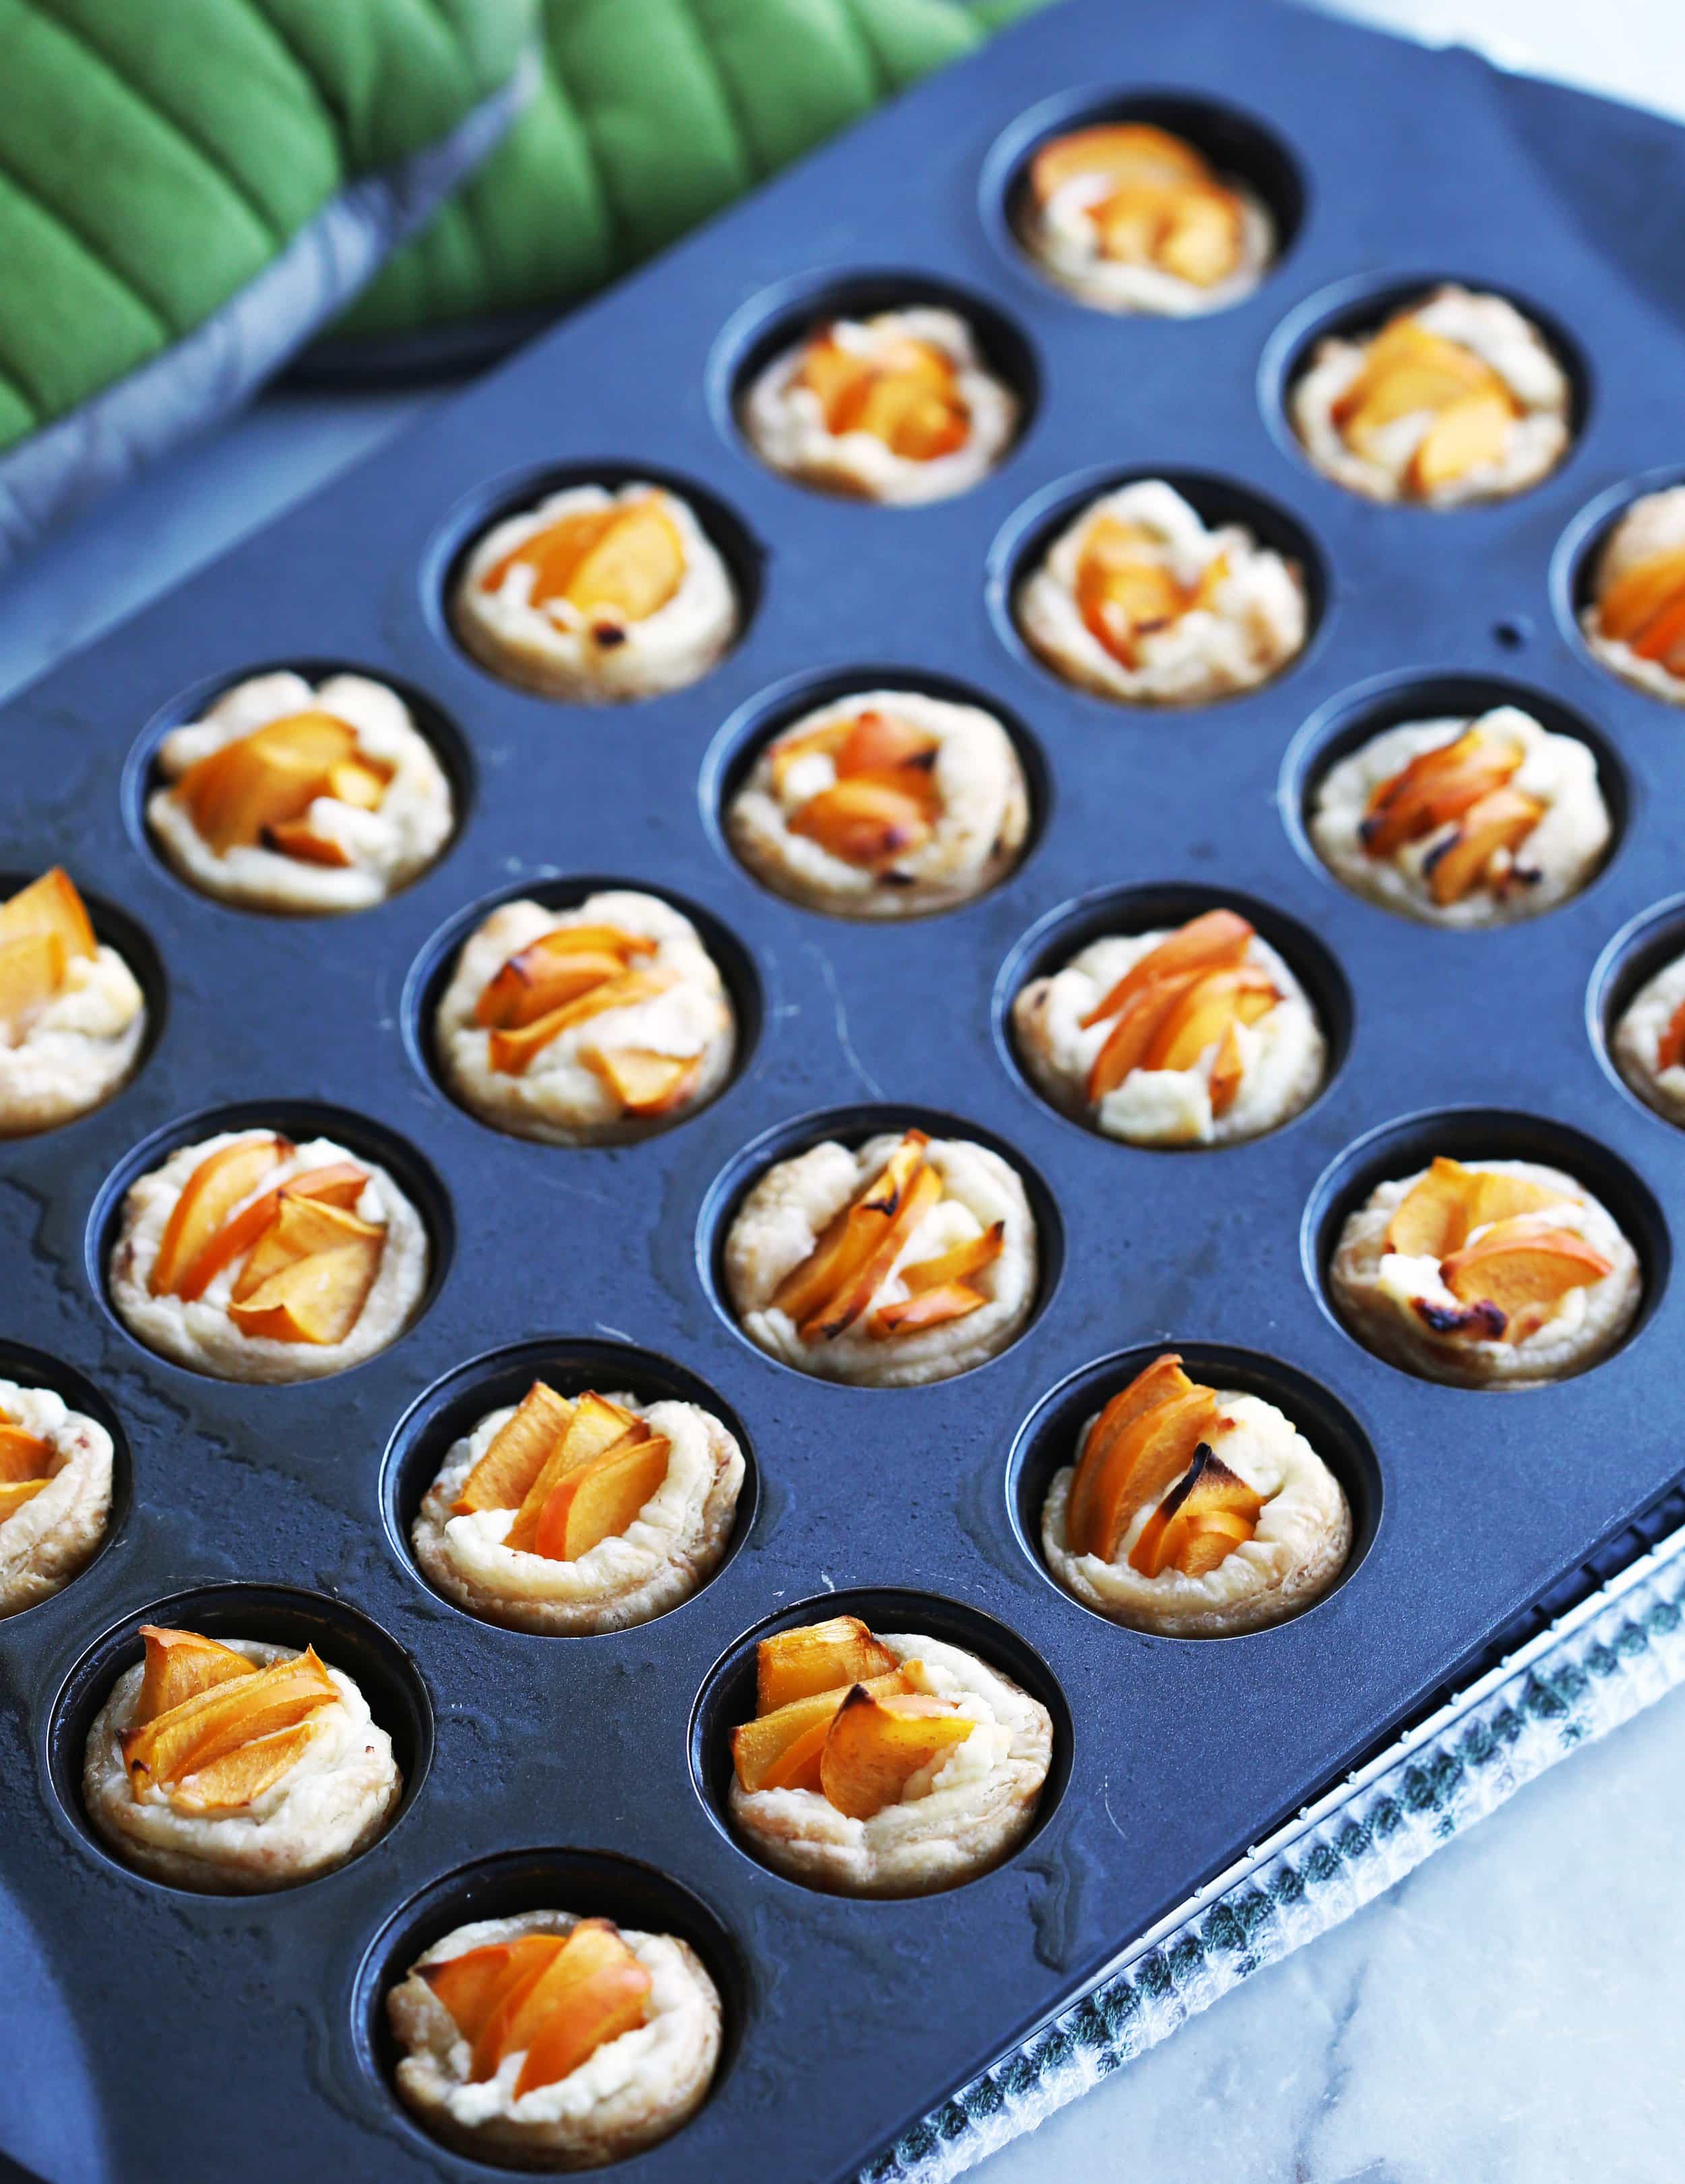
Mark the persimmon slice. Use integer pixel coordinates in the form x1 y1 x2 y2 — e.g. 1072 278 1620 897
173 1162 367 1305
454 1381 576 1515
0 1478 49 1522
1064 1352 1192 1553
150 1137 286 1299
770 1130 931 1328
898 1222 1004 1294
1128 1446 1262 1577
1079 909 1254 1028
582 1046 700 1116
531 1430 671 1561
1599 545 1685 647
731 1669 912 1792
122 1647 337 1796
1442 1222 1612 1321
0 1421 55 1484
1407 387 1516 494
487 970 673 1077
1422 784 1544 904
869 1281 987 1338
1360 728 1523 859
133 1625 256 1724
503 1394 641 1553
481 497 685 625
755 1615 898 1714
818 1687 973 1820
168 1719 322 1814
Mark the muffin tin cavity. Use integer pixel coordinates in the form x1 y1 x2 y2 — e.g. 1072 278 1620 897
382 1337 758 1623
696 1102 1064 1375
88 1099 454 1367
0 869 166 1098
983 88 1304 305
427 461 765 694
711 269 1039 493
702 664 1049 916
405 875 762 1137
995 880 1350 1139
0 1339 131 1612
47 1583 433 1887
1281 669 1626 912
353 1847 746 2163
688 1586 1072 1879
1007 1345 1381 1631
1260 272 1591 491
124 660 472 913
1553 465 1685 691
987 465 1327 701
1589 896 1685 1126
1304 1106 1669 1368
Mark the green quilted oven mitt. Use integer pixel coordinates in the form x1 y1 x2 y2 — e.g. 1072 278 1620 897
0 0 532 558
343 0 1052 338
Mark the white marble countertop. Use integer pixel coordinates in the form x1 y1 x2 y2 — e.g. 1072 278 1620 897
1 5 1681 2180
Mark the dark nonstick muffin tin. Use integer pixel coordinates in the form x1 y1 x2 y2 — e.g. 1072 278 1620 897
5 2 1685 2179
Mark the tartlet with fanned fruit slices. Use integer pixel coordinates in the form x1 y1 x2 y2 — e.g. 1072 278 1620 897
1330 1155 1641 1388
1310 705 1610 927
0 869 145 1136
1581 487 1685 704
434 891 735 1146
388 1909 722 2169
452 482 738 702
413 1379 745 1635
1041 1354 1351 1636
740 307 1019 505
147 671 454 914
1013 907 1325 1146
0 1379 114 1619
1016 121 1275 316
1612 943 1685 1128
724 1127 1038 1388
109 1129 429 1382
1291 286 1571 506
727 691 1030 918
1016 478 1307 706
729 1615 1052 1898
83 1624 400 1892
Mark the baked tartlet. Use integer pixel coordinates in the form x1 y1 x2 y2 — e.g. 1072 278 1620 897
0 869 145 1135
1581 487 1685 702
740 307 1018 504
109 1129 429 1382
729 1615 1052 1898
1016 121 1273 315
83 1623 400 1892
1612 945 1685 1127
147 671 454 913
434 892 735 1146
389 1909 721 2169
1016 478 1307 705
1041 1353 1351 1636
453 482 737 701
412 1380 745 1635
1330 1154 1641 1387
727 691 1029 918
1291 286 1571 506
0 1379 113 1619
1310 705 1609 927
1013 907 1325 1146
724 1127 1037 1388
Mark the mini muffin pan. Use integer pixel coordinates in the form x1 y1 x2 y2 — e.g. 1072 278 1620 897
5 2 1685 2177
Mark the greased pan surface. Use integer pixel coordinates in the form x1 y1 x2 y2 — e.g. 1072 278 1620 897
3 1 1685 2179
